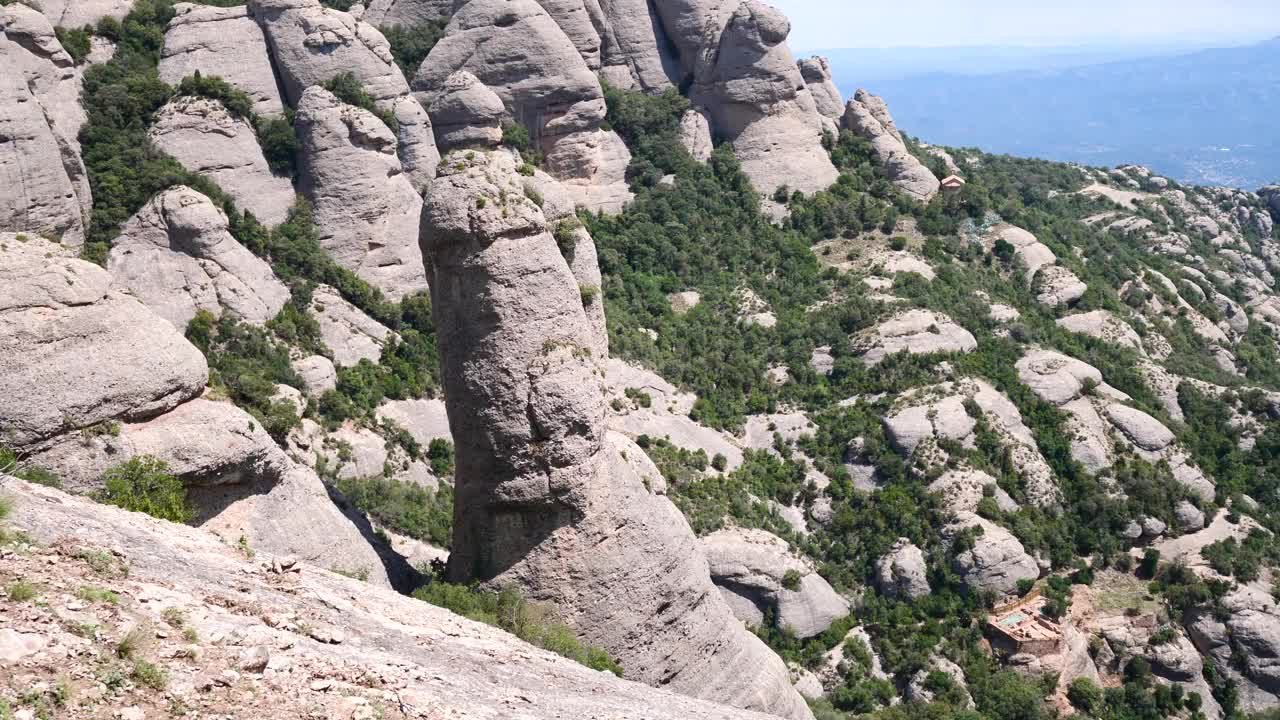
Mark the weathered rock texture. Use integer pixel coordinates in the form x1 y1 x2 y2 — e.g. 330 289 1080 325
0 235 208 450
843 89 939 202
149 97 295 227
107 186 290 329
249 0 438 185
295 86 427 300
689 1 837 196
0 475 789 719
0 4 93 248
308 284 398 367
361 0 452 27
876 538 930 600
414 0 632 212
797 56 843 134
34 0 132 27
420 147 812 719
702 527 850 639
426 70 506 152
946 512 1039 596
159 3 286 117
594 0 680 91
854 309 977 365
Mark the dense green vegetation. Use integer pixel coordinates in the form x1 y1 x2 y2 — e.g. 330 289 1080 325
381 20 448 78
334 475 452 547
55 25 94 64
413 582 623 675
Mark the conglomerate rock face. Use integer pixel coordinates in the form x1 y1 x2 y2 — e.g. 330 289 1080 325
106 186 291 329
249 0 439 185
0 4 93 249
0 236 209 450
295 86 427 300
159 3 287 117
689 1 837 196
843 89 939 202
419 146 813 720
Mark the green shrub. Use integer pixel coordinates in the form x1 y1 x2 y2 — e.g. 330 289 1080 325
426 438 454 477
1067 676 1103 714
322 72 398 133
782 568 803 591
5 579 37 602
501 122 542 166
95 456 194 523
380 20 448 78
413 582 622 676
55 25 93 64
255 112 299 177
174 72 254 120
334 476 453 547
0 446 62 488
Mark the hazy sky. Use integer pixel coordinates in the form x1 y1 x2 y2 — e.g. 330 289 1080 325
769 0 1280 50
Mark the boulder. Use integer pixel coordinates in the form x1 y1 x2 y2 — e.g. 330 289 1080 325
420 146 812 719
292 355 338 396
159 3 286 117
701 527 850 639
248 0 438 184
929 468 1018 514
946 512 1039 596
0 7 92 248
414 0 632 212
1056 310 1143 353
27 398 285 493
295 86 427 300
876 538 930 600
843 90 938 202
1015 349 1109 406
797 56 843 134
426 70 505 152
308 285 398 367
988 225 1056 281
906 656 974 708
0 236 208 450
376 398 453 447
1188 582 1280 715
649 0 735 77
1033 264 1088 307
691 1 837 197
107 186 290 329
677 107 714 162
149 98 294 227
1104 403 1175 452
1175 500 1206 532
855 309 977 365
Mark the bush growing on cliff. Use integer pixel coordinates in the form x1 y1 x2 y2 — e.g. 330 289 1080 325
96 456 193 523
380 20 448 78
334 476 452 547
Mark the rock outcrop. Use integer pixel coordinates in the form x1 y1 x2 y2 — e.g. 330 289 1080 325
295 86 427 300
106 186 290 329
159 3 286 117
420 145 812 719
854 309 977 365
594 0 680 91
360 0 452 27
425 70 506 152
415 0 632 212
308 284 398 367
797 56 843 135
33 0 132 27
701 527 850 639
249 0 438 185
843 89 938 202
946 512 1039 596
0 236 208 450
0 5 93 248
690 1 837 197
148 97 295 227
876 538 930 600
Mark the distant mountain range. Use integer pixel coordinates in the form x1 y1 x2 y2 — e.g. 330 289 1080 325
819 38 1280 189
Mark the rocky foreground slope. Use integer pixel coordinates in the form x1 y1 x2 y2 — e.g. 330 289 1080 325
5 0 1280 719
0 476 776 719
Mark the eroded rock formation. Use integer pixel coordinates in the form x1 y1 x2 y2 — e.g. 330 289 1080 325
295 86 427 300
106 186 290 329
159 3 286 117
419 141 812 719
843 89 939 202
